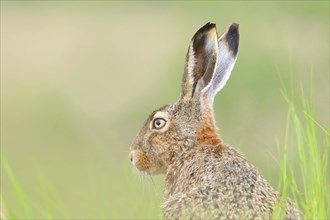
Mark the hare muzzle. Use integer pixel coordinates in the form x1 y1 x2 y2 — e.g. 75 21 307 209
129 149 151 172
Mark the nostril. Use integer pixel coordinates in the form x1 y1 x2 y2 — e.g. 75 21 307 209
129 152 133 163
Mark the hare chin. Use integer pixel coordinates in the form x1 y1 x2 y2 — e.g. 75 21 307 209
137 164 165 176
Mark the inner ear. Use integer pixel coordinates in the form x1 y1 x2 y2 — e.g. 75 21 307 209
192 33 218 95
182 23 219 99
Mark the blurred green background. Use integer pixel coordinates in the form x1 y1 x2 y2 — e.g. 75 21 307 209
1 1 329 219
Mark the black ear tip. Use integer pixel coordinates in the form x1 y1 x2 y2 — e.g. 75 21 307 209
229 22 239 30
207 22 216 28
194 22 217 37
226 22 240 56
204 22 216 28
227 23 239 37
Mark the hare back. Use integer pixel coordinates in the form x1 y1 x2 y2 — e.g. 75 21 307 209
164 145 300 219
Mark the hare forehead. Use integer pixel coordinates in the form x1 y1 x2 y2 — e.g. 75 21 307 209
149 104 177 121
153 111 170 120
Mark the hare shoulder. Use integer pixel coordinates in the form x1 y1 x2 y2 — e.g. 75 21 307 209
164 145 279 219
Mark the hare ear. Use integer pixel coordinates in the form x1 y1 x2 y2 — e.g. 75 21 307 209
208 23 240 104
181 23 218 100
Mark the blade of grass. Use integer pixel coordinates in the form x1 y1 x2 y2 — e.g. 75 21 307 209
1 158 31 219
277 77 329 219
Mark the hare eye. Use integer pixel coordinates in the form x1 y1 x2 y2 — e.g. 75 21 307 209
153 118 166 129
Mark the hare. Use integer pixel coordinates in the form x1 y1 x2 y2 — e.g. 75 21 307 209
129 22 300 219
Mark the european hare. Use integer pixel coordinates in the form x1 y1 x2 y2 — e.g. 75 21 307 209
129 22 300 219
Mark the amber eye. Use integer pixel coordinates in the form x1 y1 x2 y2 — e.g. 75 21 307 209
153 118 166 129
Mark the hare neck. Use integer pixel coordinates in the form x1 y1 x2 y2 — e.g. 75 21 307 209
197 104 223 147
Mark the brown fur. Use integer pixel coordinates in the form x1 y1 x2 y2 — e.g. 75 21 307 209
197 104 223 147
132 149 151 171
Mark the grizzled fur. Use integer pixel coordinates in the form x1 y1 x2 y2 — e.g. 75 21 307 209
129 22 300 219
164 145 291 219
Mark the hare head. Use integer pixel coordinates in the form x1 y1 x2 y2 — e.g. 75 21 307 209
129 23 239 175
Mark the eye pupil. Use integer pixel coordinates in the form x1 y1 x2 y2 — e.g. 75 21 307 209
153 118 166 129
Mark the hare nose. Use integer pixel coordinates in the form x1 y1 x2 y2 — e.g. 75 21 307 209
129 152 133 163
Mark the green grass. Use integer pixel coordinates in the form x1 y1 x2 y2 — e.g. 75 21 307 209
272 79 330 219
1 158 31 219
